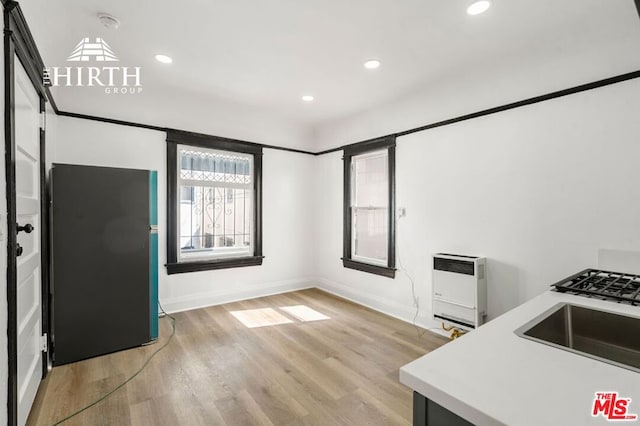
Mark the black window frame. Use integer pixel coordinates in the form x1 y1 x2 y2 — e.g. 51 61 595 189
342 136 396 278
166 130 263 274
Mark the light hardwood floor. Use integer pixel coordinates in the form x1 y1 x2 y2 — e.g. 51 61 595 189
27 289 448 425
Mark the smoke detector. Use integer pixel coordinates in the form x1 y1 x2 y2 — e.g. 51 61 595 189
97 13 120 30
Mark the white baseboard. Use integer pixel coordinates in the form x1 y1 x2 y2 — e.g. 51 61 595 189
161 277 316 314
315 276 449 337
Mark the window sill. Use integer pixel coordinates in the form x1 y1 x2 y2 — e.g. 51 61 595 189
341 258 396 278
166 256 264 274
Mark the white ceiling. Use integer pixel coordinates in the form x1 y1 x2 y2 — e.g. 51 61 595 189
19 0 640 149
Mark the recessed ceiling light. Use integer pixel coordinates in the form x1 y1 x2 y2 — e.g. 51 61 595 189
155 54 173 64
467 0 491 15
364 59 381 70
301 95 314 102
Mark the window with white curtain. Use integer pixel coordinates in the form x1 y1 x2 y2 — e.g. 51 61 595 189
351 150 389 265
343 137 396 278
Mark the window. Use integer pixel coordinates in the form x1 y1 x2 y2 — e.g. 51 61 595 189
166 131 263 274
342 137 396 278
178 146 253 260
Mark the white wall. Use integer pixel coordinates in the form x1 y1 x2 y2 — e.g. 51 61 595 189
49 77 640 327
314 78 640 328
51 115 315 313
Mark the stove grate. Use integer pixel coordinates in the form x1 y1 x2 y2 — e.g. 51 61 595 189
552 269 640 305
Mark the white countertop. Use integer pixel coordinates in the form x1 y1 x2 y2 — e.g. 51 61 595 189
400 291 640 426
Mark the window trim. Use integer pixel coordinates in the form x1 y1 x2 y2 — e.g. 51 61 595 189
166 130 263 274
342 136 396 278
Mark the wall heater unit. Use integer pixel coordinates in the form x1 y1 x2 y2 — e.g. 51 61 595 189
432 253 487 329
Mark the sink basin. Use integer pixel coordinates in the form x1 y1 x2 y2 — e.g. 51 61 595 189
516 303 640 373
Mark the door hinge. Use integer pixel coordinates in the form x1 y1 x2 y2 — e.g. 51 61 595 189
41 333 48 352
40 112 46 131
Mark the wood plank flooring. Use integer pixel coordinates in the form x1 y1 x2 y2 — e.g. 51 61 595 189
27 289 448 426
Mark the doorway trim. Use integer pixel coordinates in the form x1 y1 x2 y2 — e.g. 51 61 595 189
3 1 52 424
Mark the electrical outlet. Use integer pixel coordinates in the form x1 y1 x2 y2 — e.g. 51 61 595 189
398 207 406 218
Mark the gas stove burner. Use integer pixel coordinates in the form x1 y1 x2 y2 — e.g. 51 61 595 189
552 269 640 305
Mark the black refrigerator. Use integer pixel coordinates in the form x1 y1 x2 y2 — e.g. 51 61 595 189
51 164 159 366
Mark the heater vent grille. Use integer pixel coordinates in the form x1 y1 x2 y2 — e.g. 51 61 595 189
433 257 474 275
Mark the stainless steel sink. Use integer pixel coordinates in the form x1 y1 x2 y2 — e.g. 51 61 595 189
516 303 640 373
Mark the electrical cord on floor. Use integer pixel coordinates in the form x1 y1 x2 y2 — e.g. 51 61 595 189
51 303 176 426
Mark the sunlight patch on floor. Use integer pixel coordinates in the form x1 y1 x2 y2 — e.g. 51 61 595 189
230 308 293 328
230 305 330 328
279 305 331 322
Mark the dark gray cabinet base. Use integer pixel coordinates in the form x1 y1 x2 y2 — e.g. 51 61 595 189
413 392 474 426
